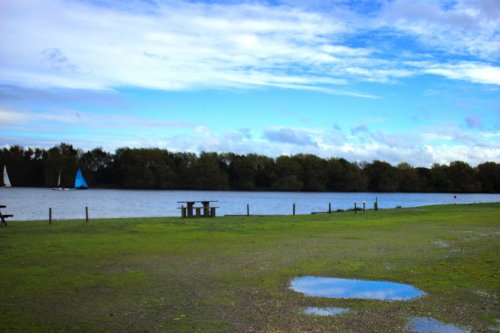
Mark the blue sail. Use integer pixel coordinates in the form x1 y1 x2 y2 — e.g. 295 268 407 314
74 168 89 189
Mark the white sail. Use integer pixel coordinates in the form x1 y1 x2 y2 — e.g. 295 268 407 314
3 166 11 187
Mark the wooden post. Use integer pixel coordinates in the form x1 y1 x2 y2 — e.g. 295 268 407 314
293 203 296 216
328 203 332 214
374 197 378 211
246 204 249 217
354 202 357 214
181 206 186 218
363 201 366 212
85 206 89 223
187 202 194 218
202 201 210 217
49 208 52 224
210 207 216 217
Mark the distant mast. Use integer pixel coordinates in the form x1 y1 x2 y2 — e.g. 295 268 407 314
3 166 11 187
74 168 88 190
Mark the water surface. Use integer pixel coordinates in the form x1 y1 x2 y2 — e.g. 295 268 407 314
290 276 425 301
303 307 349 316
2 188 499 220
407 317 470 333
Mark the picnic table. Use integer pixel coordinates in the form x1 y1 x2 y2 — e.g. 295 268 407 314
177 200 218 218
0 205 13 227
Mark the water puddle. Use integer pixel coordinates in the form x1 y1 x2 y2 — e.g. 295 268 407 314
290 276 425 301
434 240 450 248
407 317 470 333
302 307 349 316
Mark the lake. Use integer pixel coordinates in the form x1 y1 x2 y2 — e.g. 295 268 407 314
1 188 499 221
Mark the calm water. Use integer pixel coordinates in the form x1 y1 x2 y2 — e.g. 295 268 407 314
290 276 425 301
1 188 499 221
407 317 470 333
303 307 350 316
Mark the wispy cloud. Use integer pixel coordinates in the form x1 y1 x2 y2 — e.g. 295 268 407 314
0 108 194 131
1 0 499 98
264 127 318 147
380 0 500 60
2 118 499 166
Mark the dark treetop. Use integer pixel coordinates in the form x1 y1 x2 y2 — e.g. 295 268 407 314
1 143 499 193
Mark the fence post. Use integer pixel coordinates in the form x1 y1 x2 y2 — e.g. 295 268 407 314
293 203 296 216
328 202 332 214
363 201 366 212
49 208 52 224
85 206 89 223
354 202 357 214
246 204 249 217
374 197 378 211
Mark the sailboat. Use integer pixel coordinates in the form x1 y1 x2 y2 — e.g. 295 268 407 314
74 168 89 190
2 166 11 187
52 170 70 191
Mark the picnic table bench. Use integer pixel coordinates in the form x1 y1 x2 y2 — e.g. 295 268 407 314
177 200 218 218
0 205 13 227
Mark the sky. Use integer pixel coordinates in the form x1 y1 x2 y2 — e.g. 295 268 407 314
0 0 499 166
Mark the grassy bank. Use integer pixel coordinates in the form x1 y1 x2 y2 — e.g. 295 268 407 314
1 203 499 332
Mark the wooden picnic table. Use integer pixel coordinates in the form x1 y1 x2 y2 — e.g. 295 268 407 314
0 205 13 227
177 200 218 218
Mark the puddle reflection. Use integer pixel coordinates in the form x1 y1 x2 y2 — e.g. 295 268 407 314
290 276 425 301
303 307 349 316
407 317 470 333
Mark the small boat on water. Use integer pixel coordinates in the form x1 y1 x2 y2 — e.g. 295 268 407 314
2 166 12 187
74 168 89 190
52 170 70 191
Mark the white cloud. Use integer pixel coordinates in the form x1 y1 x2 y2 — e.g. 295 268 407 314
380 0 500 60
0 108 193 131
2 0 499 98
0 0 373 96
2 119 499 166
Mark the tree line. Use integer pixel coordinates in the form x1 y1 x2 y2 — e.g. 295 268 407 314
1 143 499 193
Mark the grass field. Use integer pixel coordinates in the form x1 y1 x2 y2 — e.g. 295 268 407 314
1 203 499 332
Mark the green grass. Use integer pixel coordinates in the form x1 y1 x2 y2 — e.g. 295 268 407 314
1 203 499 332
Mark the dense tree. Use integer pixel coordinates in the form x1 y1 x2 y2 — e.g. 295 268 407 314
363 160 399 192
228 154 256 190
397 162 419 192
80 147 114 186
477 162 500 193
272 156 304 191
192 152 229 190
42 143 79 187
0 143 498 193
249 154 276 189
293 154 328 191
326 158 367 191
447 161 480 193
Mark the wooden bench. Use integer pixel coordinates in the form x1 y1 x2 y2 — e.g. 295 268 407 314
0 205 13 227
177 200 218 218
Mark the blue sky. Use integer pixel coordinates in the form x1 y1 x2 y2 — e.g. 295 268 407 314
0 0 499 166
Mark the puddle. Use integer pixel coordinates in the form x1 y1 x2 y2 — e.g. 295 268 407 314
303 307 349 316
290 276 425 301
383 263 394 270
407 317 470 333
434 240 450 248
